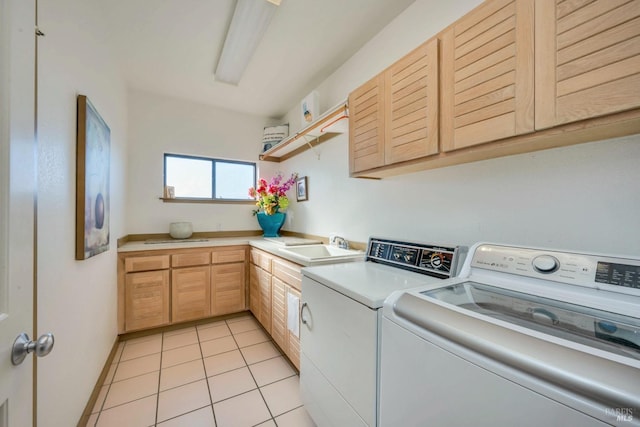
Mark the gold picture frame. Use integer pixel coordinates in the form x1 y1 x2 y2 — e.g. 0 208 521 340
76 95 110 260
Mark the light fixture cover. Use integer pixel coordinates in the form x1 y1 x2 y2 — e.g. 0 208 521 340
215 0 279 85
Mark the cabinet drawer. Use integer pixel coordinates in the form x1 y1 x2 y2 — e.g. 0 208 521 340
250 248 272 272
125 255 170 272
171 252 210 268
212 247 246 264
272 258 302 291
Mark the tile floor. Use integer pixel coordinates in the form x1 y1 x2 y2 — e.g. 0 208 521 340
87 313 316 427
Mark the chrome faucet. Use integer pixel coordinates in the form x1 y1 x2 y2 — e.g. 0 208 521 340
329 234 349 249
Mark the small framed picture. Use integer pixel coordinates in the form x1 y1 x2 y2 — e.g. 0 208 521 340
296 176 308 201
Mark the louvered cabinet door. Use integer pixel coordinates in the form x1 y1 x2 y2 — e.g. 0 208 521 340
385 38 439 164
349 74 385 173
270 277 287 351
442 0 534 151
536 0 640 129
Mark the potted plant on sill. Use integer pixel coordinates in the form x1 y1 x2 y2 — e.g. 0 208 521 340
248 172 297 237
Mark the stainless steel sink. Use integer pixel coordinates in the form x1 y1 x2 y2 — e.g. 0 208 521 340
278 245 363 263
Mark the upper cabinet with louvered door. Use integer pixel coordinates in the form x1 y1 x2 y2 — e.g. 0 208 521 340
385 38 439 164
349 74 385 174
441 0 535 151
536 0 640 129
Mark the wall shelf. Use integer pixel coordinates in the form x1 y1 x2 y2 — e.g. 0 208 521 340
259 101 348 162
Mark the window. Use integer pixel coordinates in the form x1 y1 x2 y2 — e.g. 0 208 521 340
164 153 255 201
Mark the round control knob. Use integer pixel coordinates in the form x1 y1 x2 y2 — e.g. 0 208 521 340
532 255 559 273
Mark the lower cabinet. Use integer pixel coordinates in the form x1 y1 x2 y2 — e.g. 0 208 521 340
250 250 302 369
124 269 170 331
172 266 211 323
119 246 248 333
211 262 245 315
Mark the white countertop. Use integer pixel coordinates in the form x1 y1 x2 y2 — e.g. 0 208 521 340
302 261 447 309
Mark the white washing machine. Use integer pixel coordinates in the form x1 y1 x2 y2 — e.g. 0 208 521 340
380 243 640 426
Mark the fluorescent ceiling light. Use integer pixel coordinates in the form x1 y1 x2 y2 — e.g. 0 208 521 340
215 0 280 85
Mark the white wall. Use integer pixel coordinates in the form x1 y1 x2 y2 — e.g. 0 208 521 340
127 90 278 234
277 0 640 257
37 1 128 425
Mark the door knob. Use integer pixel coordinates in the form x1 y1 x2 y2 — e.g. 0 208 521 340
11 332 55 365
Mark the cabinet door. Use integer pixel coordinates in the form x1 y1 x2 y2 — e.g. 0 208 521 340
172 266 211 323
125 270 170 331
286 286 301 370
271 277 287 351
258 267 272 333
536 0 640 129
441 0 534 151
385 38 439 165
249 264 261 319
349 73 385 174
211 262 246 316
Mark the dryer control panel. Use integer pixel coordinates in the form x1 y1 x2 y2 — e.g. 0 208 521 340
366 237 466 279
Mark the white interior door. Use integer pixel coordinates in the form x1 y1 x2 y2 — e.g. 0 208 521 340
0 0 36 426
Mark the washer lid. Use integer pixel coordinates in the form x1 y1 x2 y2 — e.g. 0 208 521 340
421 282 640 360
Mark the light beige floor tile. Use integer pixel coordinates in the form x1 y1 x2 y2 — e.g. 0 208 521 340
160 359 206 391
103 363 117 385
249 356 295 387
213 389 271 427
120 338 162 362
275 406 316 427
163 330 199 351
164 325 196 337
255 420 276 427
197 319 227 330
91 385 110 414
260 376 302 417
233 328 270 348
113 353 161 382
96 395 157 427
157 379 211 423
103 371 159 409
122 333 162 346
203 350 246 377
86 412 99 427
157 406 216 426
200 335 237 357
240 341 281 365
197 323 231 342
113 342 125 364
227 317 259 335
162 343 202 369
208 367 256 403
225 313 253 324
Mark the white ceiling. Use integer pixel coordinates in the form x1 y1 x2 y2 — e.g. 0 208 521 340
99 0 416 118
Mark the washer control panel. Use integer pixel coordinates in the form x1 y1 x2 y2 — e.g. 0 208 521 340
471 244 640 295
366 237 465 278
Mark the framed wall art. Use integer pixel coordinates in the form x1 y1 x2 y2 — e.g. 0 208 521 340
296 176 308 201
76 95 110 260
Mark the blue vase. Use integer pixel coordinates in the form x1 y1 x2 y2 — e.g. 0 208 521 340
256 212 286 237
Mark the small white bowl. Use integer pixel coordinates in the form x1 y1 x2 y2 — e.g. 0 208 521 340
169 222 193 239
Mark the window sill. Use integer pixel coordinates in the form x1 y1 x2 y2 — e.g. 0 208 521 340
159 197 256 205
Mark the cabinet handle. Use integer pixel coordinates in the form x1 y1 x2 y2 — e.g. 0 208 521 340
300 302 309 325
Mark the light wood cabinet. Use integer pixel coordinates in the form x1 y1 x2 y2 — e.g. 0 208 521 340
249 249 272 333
124 270 170 331
349 38 439 174
441 0 534 151
535 0 640 129
118 245 248 333
172 266 211 323
211 262 245 315
270 258 302 369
